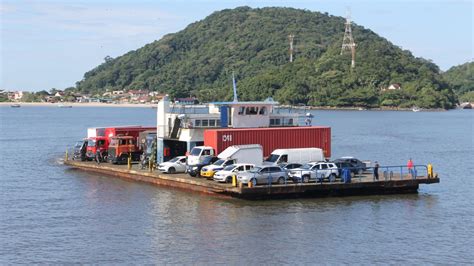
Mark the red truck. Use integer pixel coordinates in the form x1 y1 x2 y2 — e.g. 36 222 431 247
85 126 155 161
107 129 156 164
107 136 141 164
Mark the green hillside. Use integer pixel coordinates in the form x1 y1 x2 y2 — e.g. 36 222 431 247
443 62 474 102
75 6 456 109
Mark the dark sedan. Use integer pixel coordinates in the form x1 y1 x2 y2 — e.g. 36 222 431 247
333 157 366 175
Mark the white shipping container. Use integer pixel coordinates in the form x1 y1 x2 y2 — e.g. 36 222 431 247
87 127 106 138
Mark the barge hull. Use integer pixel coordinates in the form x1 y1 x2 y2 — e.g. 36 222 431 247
64 160 439 200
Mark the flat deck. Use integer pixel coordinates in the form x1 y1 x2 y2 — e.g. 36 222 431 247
63 159 439 199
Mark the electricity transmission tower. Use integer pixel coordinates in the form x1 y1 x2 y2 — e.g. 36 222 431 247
341 10 356 68
288 34 295 62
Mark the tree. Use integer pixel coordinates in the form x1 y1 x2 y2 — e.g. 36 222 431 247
71 6 457 109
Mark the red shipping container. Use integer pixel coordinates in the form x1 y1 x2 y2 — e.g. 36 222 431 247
204 126 331 158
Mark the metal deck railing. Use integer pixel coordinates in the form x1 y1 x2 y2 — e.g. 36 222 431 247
237 164 430 188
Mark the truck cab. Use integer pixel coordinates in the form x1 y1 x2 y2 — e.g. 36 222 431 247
139 132 157 169
107 136 141 164
187 146 215 166
86 136 108 160
73 139 88 161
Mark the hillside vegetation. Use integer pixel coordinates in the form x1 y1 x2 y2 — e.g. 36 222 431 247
443 62 474 102
75 6 456 109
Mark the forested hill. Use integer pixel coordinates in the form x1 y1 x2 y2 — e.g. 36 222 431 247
442 62 474 102
75 6 456 109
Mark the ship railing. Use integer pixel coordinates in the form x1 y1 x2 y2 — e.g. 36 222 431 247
245 165 429 188
379 165 428 181
169 104 210 114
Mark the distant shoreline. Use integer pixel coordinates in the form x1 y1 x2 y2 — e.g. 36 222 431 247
1 101 448 111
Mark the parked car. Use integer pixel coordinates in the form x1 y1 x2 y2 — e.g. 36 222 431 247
213 163 255 183
288 162 339 183
280 163 303 171
200 158 237 179
186 156 219 177
158 156 187 174
237 165 288 186
333 161 358 177
73 139 88 161
333 157 366 174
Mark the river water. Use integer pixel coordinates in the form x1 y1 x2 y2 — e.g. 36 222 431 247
0 106 472 264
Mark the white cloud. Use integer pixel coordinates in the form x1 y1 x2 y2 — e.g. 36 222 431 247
0 2 17 13
4 1 184 40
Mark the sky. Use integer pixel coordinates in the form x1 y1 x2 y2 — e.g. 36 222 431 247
0 0 472 91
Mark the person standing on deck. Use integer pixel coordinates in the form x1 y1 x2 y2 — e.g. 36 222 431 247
96 149 102 165
407 158 414 178
374 161 380 180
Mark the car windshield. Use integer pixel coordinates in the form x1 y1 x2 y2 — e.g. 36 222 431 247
223 165 235 171
202 157 214 164
265 154 279 163
213 159 225 165
190 148 201 156
249 167 262 173
300 163 314 169
87 140 96 147
168 157 180 163
74 141 84 148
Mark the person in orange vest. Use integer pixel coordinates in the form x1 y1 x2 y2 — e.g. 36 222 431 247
407 158 414 178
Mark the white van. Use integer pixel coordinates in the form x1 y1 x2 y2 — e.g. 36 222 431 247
264 148 325 165
217 144 263 165
200 144 263 178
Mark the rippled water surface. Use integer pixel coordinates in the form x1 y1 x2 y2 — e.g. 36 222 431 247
1 106 473 264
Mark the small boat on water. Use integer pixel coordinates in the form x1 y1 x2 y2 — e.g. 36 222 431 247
10 104 21 108
412 106 421 112
58 104 72 108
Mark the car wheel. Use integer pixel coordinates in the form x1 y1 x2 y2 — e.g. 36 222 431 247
168 167 176 174
357 168 363 175
329 173 336 182
226 176 232 183
303 175 310 183
189 172 196 177
277 177 285 184
251 178 257 187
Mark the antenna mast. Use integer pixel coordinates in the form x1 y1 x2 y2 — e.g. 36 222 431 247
341 10 356 68
232 72 238 102
288 34 295 62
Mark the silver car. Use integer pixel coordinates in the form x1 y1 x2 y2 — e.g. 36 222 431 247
237 165 288 186
289 162 339 183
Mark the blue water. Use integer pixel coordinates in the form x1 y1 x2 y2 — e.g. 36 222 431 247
0 106 472 264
